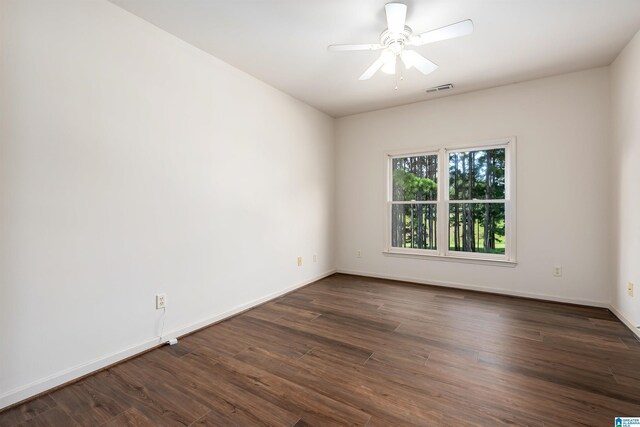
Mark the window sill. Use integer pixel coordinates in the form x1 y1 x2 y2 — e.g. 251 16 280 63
382 250 517 267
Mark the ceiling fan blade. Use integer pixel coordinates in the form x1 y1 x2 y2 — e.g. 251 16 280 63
385 3 407 33
409 19 473 46
359 57 385 80
328 43 383 52
401 50 438 75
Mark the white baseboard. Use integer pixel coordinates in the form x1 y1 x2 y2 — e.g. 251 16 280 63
0 338 160 411
336 268 610 308
609 304 640 340
0 269 336 411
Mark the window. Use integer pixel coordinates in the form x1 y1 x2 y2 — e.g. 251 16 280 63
390 153 439 251
385 138 516 263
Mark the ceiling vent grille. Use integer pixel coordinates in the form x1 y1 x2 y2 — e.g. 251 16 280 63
426 84 454 93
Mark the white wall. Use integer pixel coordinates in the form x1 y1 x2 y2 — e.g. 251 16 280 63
611 30 640 329
336 68 612 306
0 0 334 408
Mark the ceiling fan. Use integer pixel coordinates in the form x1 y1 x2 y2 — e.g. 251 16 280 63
328 3 473 82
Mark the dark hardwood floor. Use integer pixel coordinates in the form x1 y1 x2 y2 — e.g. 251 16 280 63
2 273 640 426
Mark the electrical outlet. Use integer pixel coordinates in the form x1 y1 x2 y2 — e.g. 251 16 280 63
313 254 317 262
357 249 362 258
628 282 634 297
297 256 302 267
553 265 562 277
156 293 166 309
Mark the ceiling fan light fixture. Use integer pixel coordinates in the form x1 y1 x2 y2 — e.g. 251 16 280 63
380 50 397 75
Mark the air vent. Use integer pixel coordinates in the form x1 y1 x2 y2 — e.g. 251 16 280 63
426 84 454 93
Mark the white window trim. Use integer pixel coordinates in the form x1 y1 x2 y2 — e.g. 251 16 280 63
383 137 517 266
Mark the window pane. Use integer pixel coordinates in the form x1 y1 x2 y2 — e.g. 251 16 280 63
449 203 505 254
449 148 505 200
391 204 437 250
392 154 438 201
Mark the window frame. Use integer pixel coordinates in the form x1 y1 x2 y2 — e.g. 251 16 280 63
383 137 517 265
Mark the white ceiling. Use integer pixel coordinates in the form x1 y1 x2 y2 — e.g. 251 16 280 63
110 0 640 117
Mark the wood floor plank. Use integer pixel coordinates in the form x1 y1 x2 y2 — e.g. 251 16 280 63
235 346 450 426
137 345 301 426
3 273 640 426
191 409 288 427
229 315 373 363
101 407 156 427
306 345 545 426
210 353 372 426
49 377 131 426
0 395 57 427
95 365 209 426
14 407 79 427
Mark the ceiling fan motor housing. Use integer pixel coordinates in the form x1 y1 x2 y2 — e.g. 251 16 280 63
380 25 413 54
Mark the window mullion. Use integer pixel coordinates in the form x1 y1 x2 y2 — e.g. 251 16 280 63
438 148 447 257
448 199 506 203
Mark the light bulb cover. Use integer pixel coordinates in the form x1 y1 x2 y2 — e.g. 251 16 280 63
381 50 397 75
